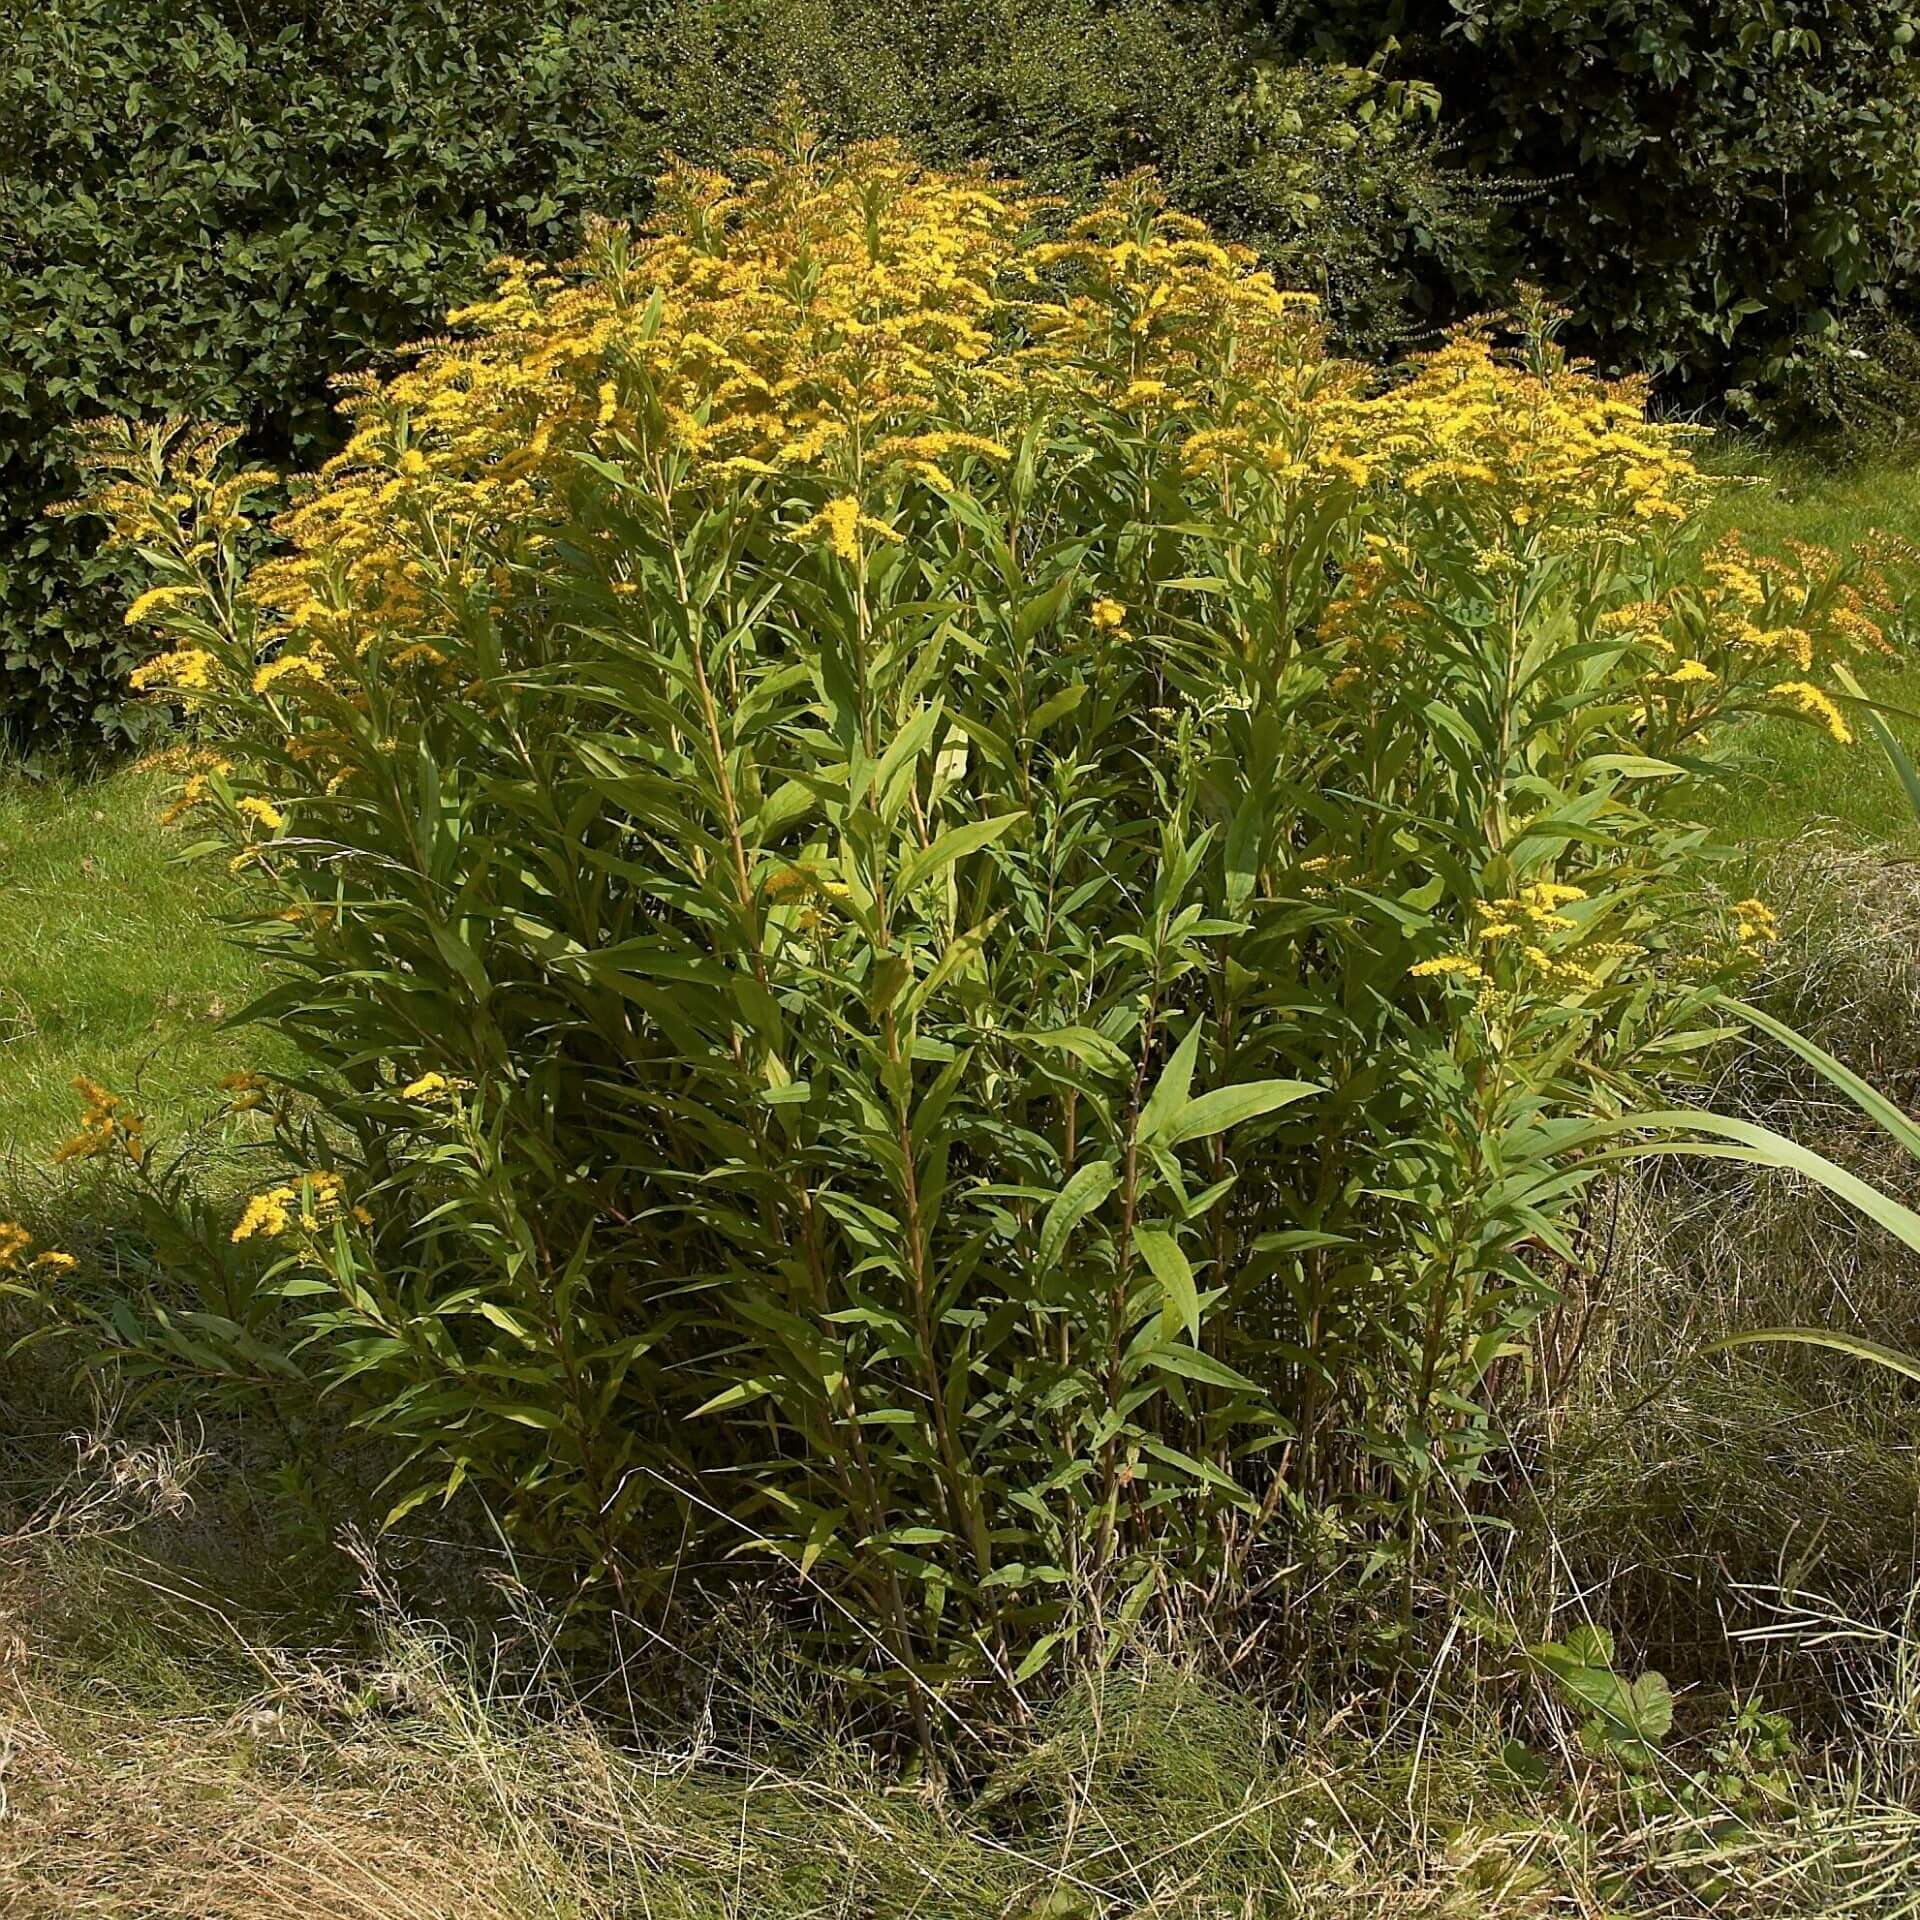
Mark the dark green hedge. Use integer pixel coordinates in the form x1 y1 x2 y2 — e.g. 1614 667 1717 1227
0 0 665 757
1287 0 1920 415
11 0 1920 756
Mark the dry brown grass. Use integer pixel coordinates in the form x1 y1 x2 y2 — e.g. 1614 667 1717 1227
8 1515 1920 1920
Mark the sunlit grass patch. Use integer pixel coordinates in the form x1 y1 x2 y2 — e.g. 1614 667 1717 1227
0 768 279 1170
1693 444 1920 849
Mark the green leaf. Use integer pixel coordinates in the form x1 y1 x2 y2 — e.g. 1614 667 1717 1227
1137 1022 1202 1147
1145 1342 1261 1393
1704 1326 1920 1384
1836 661 1920 821
873 700 942 823
1630 1108 1920 1258
1725 995 1920 1165
1027 683 1087 733
1014 573 1076 645
897 811 1025 894
1161 1079 1319 1147
690 1376 777 1417
1010 1024 1131 1075
1039 1160 1117 1271
1012 1628 1065 1684
1135 1227 1199 1340
1224 791 1262 914
476 1300 533 1344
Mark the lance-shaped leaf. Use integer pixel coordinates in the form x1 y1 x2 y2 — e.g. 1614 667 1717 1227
1159 1079 1320 1148
896 810 1025 895
1135 1227 1199 1341
1038 1159 1117 1273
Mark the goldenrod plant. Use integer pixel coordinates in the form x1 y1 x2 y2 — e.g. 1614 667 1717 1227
46 133 1896 1717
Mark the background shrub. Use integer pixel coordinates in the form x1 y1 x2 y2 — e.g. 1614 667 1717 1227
0 0 654 759
635 0 1493 354
1287 0 1920 415
0 0 1486 760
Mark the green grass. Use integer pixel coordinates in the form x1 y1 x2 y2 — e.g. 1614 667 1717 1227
0 768 272 1168
1693 442 1920 847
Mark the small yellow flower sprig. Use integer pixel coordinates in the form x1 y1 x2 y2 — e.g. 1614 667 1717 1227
1348 328 1706 538
790 495 902 565
1015 178 1328 421
1623 532 1896 751
64 418 278 712
230 137 1029 654
82 138 1779 835
398 1070 473 1109
0 1221 75 1275
1732 897 1780 947
53 1075 146 1168
156 751 238 828
1408 882 1644 998
1770 679 1853 746
220 1069 275 1115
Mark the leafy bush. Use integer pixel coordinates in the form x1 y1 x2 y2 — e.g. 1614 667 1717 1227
42 139 1888 1709
1288 0 1920 409
0 0 656 759
0 0 1486 760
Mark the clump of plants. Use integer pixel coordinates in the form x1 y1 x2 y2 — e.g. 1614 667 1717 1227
36 133 1892 1724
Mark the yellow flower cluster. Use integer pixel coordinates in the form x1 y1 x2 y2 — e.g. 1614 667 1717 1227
1365 331 1701 526
1409 954 1486 983
1017 181 1327 410
1770 679 1853 745
1630 534 1886 741
232 1169 366 1243
793 495 902 563
123 583 202 627
1733 897 1779 946
0 1221 74 1274
220 1069 272 1113
158 751 237 827
1414 883 1642 998
236 794 287 832
129 647 215 692
106 138 1725 719
234 137 1021 652
63 420 261 549
82 136 1874 842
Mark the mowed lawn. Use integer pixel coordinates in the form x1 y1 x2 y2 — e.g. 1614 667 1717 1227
1695 444 1920 846
3 443 1917 1168
0 769 275 1166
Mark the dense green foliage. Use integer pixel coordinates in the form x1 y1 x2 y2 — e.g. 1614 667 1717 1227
7 0 1920 1864
23 138 1892 1712
1291 0 1920 418
0 0 664 758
